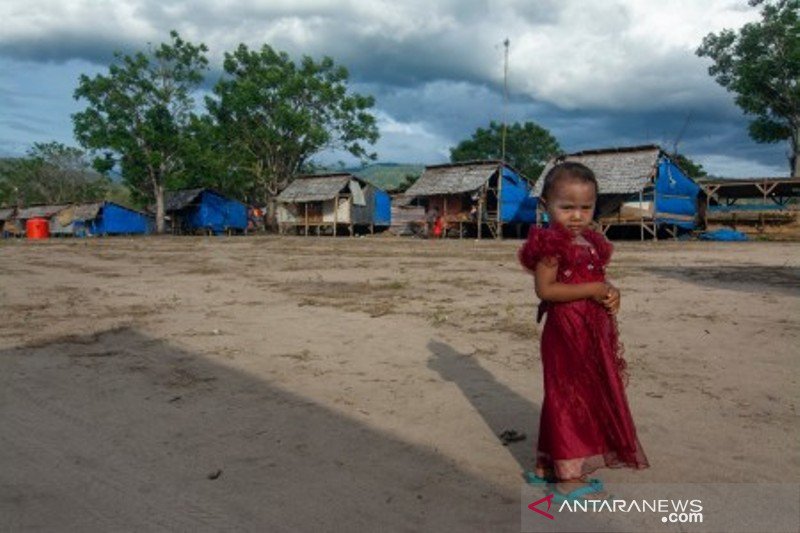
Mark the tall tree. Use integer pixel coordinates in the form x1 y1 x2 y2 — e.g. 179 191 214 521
0 142 109 206
450 121 561 180
206 43 379 221
73 31 209 232
697 0 800 176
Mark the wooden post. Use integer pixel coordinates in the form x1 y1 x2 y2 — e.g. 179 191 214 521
443 196 448 239
477 187 485 239
333 194 338 237
651 178 658 242
639 190 644 241
304 203 309 236
496 165 504 239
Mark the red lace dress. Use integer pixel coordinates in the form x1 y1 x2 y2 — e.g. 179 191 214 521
518 224 649 479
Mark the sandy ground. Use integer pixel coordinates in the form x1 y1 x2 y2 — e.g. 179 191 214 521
1 235 798 531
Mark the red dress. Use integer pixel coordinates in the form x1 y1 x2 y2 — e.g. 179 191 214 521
518 224 649 479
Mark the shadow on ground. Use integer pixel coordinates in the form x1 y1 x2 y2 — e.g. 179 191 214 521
643 265 800 294
1 328 516 531
426 340 540 475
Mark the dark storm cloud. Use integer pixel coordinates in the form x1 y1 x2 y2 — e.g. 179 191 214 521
0 1 788 175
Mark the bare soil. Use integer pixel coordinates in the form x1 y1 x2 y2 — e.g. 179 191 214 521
1 235 798 530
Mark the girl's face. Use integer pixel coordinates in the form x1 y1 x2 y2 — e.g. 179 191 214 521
543 178 597 236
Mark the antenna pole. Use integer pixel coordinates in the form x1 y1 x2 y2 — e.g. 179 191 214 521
501 38 509 163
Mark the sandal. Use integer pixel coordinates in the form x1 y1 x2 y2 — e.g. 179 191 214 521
523 471 555 485
547 477 604 490
524 472 604 490
549 483 612 504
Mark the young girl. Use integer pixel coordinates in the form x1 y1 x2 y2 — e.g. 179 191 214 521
519 162 649 501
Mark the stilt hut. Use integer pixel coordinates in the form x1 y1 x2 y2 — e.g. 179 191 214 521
699 177 800 236
534 145 702 240
164 188 248 235
402 160 536 239
276 173 390 236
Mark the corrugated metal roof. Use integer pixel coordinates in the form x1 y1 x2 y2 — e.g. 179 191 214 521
0 207 15 221
164 189 204 211
404 161 502 196
15 204 69 219
277 174 353 202
534 146 661 196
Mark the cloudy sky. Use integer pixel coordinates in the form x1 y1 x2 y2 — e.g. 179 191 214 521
0 0 792 177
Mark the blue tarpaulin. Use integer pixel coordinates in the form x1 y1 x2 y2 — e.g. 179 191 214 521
500 167 537 223
654 158 701 230
89 202 152 235
373 188 392 225
698 228 749 241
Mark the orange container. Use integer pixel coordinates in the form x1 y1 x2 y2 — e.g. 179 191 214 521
26 218 50 240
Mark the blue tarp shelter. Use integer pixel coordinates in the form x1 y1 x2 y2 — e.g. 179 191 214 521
164 188 248 235
51 202 152 236
403 160 536 238
535 145 703 240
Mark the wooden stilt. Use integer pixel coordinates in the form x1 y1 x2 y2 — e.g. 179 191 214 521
333 194 338 237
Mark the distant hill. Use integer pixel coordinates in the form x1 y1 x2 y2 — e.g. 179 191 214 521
350 163 425 192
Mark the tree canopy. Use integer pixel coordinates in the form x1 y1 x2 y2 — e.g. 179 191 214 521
450 121 561 180
0 142 110 206
73 30 209 232
697 0 800 176
672 153 708 178
206 43 379 217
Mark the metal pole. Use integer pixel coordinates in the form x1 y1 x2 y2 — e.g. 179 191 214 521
501 38 509 163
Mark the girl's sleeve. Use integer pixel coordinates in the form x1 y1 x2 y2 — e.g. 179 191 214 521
518 226 564 271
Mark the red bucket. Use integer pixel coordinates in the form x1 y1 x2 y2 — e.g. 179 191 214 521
26 218 50 240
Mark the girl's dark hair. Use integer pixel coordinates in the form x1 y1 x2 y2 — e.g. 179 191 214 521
540 161 599 201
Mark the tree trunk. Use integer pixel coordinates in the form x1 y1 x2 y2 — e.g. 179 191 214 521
793 128 799 177
263 191 279 233
155 183 166 234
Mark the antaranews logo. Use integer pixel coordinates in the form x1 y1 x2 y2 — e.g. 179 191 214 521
527 492 703 524
527 493 555 520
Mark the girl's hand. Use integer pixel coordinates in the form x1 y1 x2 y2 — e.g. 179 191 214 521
603 285 621 314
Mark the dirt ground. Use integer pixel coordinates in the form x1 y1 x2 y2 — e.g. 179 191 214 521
1 235 798 531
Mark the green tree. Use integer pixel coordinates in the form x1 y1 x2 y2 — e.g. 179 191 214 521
0 158 31 206
169 114 252 201
73 30 209 232
697 0 800 176
0 142 110 206
206 43 379 221
450 121 561 180
672 153 708 178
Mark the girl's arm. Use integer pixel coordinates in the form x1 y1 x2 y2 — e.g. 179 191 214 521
534 256 609 303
